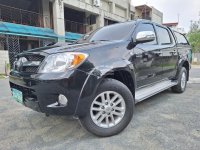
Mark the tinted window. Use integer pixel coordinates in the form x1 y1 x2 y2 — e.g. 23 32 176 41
136 23 157 45
156 26 171 45
77 22 135 43
174 32 188 45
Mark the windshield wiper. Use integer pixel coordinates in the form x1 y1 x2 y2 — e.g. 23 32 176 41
91 40 110 42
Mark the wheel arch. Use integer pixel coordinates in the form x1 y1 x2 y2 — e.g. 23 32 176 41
103 69 136 99
178 60 190 81
74 66 136 118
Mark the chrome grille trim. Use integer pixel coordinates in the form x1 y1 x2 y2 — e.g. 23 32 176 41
14 54 46 74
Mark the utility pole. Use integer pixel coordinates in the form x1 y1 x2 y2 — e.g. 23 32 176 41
177 13 180 25
199 11 200 23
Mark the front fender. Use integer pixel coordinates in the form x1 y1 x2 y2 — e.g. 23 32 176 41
74 59 135 118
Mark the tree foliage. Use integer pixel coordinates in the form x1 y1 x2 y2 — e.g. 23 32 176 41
188 32 200 52
187 21 200 52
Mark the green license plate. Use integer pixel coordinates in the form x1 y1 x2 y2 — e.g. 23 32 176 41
12 88 23 103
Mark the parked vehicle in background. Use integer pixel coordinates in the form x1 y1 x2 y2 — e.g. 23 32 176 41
9 20 191 137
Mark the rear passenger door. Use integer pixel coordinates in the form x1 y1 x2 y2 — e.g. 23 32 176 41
155 25 178 79
174 31 192 63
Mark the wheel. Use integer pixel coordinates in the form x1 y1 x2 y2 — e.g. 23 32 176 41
172 67 187 93
80 79 134 137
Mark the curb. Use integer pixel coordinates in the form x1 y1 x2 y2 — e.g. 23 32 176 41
192 65 200 69
188 78 200 84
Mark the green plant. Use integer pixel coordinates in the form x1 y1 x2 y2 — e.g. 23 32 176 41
0 74 5 79
188 32 200 52
187 20 200 53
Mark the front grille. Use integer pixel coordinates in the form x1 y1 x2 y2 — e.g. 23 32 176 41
23 66 39 73
14 54 45 74
26 55 45 61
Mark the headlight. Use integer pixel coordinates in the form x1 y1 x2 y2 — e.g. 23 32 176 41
39 52 88 73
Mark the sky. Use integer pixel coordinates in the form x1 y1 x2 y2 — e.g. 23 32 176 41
131 0 200 32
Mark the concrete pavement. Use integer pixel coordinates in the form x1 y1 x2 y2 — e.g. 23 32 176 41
0 68 200 150
189 66 200 84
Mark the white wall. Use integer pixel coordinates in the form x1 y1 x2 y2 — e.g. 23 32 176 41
115 5 126 17
0 51 9 74
151 7 163 24
101 0 111 12
193 53 200 64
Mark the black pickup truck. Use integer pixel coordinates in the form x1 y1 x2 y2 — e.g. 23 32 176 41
9 20 192 137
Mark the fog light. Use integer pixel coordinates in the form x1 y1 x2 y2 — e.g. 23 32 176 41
58 94 68 106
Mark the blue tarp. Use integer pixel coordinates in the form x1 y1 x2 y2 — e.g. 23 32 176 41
0 22 58 39
0 22 83 41
65 32 83 41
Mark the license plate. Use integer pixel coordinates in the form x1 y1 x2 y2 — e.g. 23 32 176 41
12 88 23 103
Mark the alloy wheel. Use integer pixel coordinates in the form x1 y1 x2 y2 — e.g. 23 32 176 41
90 91 126 128
181 72 186 89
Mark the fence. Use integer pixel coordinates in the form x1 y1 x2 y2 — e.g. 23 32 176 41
192 53 200 64
0 34 56 73
0 4 44 28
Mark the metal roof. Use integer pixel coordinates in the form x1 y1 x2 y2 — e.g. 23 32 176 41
0 22 58 39
0 22 83 42
65 32 83 41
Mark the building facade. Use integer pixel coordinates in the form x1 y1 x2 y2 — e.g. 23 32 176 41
54 0 134 40
163 22 185 33
0 0 135 74
0 0 163 74
134 5 163 24
0 0 57 73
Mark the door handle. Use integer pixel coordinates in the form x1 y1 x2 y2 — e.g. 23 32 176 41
170 50 177 55
147 74 154 78
135 53 142 58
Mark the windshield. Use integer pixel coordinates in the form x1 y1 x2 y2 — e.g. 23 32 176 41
77 21 135 43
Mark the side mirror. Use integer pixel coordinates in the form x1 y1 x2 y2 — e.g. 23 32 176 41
83 34 90 40
135 31 156 44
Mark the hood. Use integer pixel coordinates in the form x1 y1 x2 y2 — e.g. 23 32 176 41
23 41 123 55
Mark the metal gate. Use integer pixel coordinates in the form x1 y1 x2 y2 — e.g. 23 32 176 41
39 38 55 47
0 34 56 68
7 35 21 68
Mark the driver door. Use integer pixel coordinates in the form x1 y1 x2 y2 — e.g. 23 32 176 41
131 23 163 88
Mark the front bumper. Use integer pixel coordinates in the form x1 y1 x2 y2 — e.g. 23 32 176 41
9 69 89 116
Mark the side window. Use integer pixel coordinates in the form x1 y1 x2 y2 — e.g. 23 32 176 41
156 26 171 45
136 23 157 45
174 32 188 45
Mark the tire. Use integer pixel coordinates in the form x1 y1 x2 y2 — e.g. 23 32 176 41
172 67 187 93
80 79 134 137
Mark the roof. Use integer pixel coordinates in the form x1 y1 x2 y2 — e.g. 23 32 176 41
163 22 178 27
0 22 58 39
65 32 83 42
0 22 83 42
135 5 152 11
